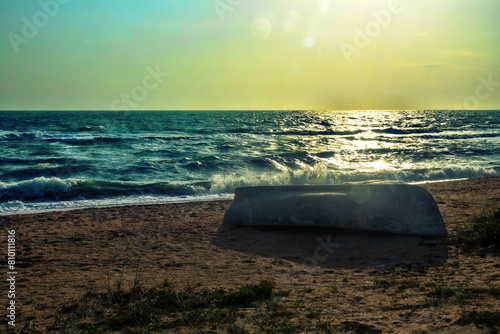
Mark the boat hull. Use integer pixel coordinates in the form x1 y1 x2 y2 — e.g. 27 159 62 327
224 183 447 237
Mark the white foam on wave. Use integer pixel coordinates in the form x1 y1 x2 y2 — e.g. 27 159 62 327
0 193 233 215
0 177 77 196
208 164 498 193
0 166 497 214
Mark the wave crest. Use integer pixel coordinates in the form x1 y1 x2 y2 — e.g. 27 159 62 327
208 165 498 193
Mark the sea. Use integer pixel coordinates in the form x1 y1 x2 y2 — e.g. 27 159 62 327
1 110 499 214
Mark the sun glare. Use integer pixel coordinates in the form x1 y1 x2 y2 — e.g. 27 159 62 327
303 36 315 48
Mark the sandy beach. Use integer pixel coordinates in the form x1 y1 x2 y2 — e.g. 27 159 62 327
1 177 500 333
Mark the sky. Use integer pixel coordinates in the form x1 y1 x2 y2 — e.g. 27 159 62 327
0 0 499 111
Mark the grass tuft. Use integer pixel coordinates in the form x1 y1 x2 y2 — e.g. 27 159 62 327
339 320 383 333
451 208 500 252
216 280 276 307
428 286 455 299
48 279 284 332
455 311 500 334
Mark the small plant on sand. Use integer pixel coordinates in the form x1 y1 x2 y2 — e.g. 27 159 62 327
49 279 286 332
372 277 396 291
216 280 276 307
69 235 83 242
455 310 500 334
250 293 296 333
4 321 41 334
338 320 383 333
313 318 334 332
428 285 455 299
242 259 256 263
303 287 314 293
454 287 500 304
271 258 285 266
451 207 500 252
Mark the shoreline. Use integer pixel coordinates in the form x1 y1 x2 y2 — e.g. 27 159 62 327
0 176 496 217
0 194 235 217
1 176 499 332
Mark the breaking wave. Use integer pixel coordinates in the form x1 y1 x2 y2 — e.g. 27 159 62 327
1 165 496 211
1 109 499 214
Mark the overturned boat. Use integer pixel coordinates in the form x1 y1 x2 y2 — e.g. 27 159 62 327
224 182 447 237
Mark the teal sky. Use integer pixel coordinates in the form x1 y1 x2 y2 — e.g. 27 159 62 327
1 0 499 110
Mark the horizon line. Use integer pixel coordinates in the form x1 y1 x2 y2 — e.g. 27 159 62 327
2 108 500 112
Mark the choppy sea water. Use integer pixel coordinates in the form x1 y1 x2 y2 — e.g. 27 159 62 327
1 110 499 214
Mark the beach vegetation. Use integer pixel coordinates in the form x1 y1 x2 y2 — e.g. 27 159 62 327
249 294 298 333
215 280 277 307
305 309 320 320
425 281 500 304
370 274 421 293
271 258 285 266
451 207 500 252
455 287 500 304
4 321 40 334
455 311 500 334
252 313 297 333
14 272 499 333
242 259 256 263
396 278 422 293
46 279 288 333
446 261 461 268
372 277 396 290
428 285 455 299
69 235 83 242
338 320 383 333
311 318 334 332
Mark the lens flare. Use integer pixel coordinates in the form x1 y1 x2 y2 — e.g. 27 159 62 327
304 36 315 48
282 12 300 33
251 17 272 39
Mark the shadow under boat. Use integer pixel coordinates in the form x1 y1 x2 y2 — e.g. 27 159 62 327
212 223 448 270
214 183 449 270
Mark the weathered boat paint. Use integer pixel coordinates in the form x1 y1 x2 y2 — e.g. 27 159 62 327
224 183 447 237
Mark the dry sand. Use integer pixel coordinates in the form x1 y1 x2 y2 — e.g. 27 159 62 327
1 177 499 333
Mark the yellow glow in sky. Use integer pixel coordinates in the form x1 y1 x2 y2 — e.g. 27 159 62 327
0 0 499 110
